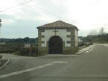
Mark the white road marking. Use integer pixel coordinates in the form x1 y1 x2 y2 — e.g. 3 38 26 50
52 61 68 64
86 51 89 53
78 45 94 55
77 45 94 54
0 61 68 79
85 47 94 53
103 44 108 47
44 55 79 57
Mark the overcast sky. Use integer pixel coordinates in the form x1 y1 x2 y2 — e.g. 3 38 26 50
0 0 108 38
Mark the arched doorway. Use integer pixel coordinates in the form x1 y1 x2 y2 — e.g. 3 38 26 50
48 36 63 54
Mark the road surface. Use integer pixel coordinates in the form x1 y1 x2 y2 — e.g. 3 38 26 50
0 44 108 81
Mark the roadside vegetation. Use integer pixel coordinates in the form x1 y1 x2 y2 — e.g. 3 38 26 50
0 37 38 56
85 34 108 43
1 33 108 57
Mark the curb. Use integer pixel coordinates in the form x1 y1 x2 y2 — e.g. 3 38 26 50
0 59 10 70
42 45 94 57
76 45 94 55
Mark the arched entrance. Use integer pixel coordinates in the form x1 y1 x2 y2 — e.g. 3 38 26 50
48 36 63 54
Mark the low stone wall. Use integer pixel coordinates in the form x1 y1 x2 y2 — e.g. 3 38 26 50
38 47 48 56
38 47 79 55
63 47 79 54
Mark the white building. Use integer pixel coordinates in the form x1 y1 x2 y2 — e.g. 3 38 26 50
37 20 78 55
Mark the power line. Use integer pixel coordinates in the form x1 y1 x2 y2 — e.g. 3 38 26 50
0 0 33 13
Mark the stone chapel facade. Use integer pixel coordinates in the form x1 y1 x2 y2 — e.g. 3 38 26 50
37 20 78 55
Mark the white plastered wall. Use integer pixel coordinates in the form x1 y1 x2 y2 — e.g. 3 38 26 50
75 30 78 47
41 29 71 47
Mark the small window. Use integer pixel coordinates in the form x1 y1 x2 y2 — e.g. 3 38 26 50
67 35 71 37
41 35 45 38
67 41 71 43
40 29 45 32
41 41 45 43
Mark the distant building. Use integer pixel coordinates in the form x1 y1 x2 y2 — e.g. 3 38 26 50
37 20 78 55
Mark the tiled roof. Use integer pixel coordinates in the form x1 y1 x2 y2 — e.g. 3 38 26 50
38 20 78 30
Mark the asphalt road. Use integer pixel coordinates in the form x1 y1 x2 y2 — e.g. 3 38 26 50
0 44 108 81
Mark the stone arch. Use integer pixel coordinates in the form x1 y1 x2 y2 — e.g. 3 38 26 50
48 36 63 54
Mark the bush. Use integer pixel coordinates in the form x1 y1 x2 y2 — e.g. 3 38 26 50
0 44 23 53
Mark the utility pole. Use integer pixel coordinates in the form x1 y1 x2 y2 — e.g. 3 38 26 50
99 27 104 35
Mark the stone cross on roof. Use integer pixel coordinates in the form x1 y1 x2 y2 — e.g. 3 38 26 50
53 28 58 36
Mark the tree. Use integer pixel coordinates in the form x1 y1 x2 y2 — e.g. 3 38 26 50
24 37 30 43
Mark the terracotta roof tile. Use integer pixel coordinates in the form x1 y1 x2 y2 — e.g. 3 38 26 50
38 20 78 30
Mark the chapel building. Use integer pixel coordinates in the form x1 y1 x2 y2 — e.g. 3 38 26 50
37 20 78 55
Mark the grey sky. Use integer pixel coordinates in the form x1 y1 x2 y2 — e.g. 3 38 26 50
0 0 108 38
